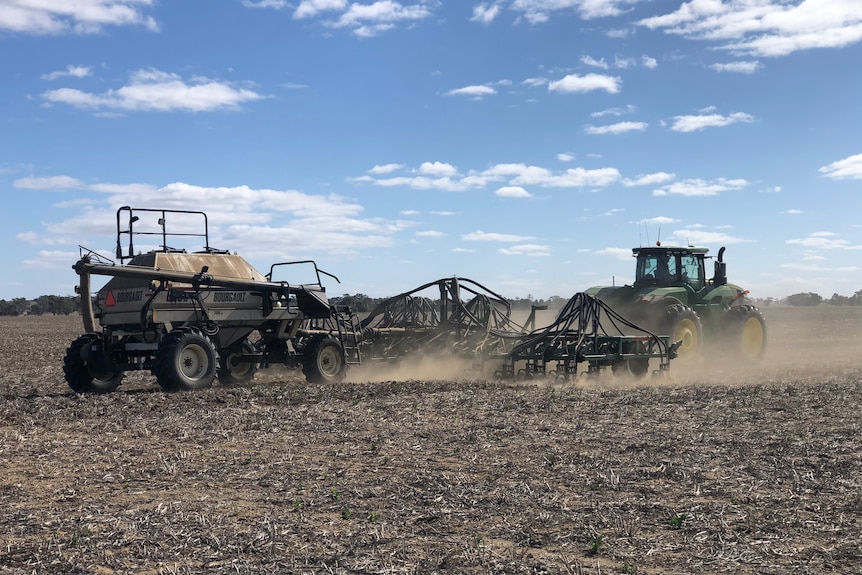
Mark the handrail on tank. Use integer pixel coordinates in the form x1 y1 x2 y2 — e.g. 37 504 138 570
116 206 211 262
266 260 340 288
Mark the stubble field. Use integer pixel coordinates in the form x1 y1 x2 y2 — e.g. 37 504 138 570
1 305 861 574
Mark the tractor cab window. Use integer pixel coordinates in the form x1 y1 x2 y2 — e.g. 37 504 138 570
637 253 678 286
680 255 705 290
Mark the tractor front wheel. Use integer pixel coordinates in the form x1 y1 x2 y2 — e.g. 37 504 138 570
661 305 703 362
722 305 767 362
154 328 218 392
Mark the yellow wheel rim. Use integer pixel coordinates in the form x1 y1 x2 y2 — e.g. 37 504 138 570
740 317 765 360
674 318 700 360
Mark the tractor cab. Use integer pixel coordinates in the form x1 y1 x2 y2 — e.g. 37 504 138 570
633 245 709 291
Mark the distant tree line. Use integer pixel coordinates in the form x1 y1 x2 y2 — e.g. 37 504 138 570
763 290 862 307
0 296 80 316
3 289 862 317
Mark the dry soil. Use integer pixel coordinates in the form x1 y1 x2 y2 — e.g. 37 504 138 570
1 305 861 574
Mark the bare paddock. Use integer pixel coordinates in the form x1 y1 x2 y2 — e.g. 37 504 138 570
1 306 861 574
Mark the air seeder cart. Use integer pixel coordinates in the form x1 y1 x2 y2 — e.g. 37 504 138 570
65 206 358 393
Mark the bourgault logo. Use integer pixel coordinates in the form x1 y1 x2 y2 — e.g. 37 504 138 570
104 290 143 306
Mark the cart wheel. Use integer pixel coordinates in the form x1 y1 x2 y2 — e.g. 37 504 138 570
154 328 218 392
302 335 346 384
63 333 124 393
218 340 258 386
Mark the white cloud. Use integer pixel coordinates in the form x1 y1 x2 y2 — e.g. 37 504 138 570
495 186 532 198
359 161 621 191
641 55 658 69
782 209 803 214
820 153 862 180
41 65 92 80
669 229 752 245
373 175 472 192
711 61 760 74
463 230 535 242
581 55 609 69
41 68 265 113
549 73 621 94
499 244 551 256
787 232 852 249
614 56 635 69
418 161 458 177
487 164 621 188
294 0 347 19
592 104 636 118
416 230 445 237
369 163 404 174
639 0 862 58
471 2 501 24
0 0 159 35
14 175 84 190
670 111 754 132
522 77 547 87
291 0 436 36
623 172 676 187
595 247 632 261
444 85 497 98
22 250 78 268
331 1 435 36
781 263 859 272
557 153 575 162
511 0 641 22
21 180 413 262
243 0 290 8
653 177 748 197
638 216 678 225
585 121 647 135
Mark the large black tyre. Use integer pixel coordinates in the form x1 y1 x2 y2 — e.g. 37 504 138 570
722 305 767 362
660 304 703 362
154 328 218 392
63 333 124 393
218 340 258 386
302 335 346 384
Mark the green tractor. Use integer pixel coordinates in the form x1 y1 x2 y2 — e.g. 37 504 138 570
585 244 766 363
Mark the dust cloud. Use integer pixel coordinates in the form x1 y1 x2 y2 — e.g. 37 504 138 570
344 304 862 389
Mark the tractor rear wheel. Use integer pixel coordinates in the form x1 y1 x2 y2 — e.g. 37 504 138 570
63 333 124 393
218 340 258 386
661 304 703 362
722 305 767 362
154 328 218 392
302 335 346 384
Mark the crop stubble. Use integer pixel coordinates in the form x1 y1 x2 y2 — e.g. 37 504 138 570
1 306 861 574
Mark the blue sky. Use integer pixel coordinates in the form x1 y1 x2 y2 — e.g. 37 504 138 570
2 0 861 302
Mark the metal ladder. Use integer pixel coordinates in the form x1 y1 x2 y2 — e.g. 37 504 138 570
333 306 362 365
